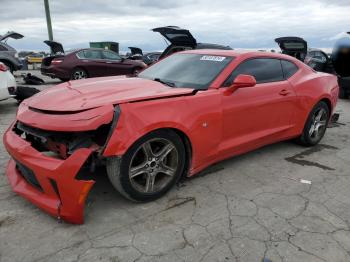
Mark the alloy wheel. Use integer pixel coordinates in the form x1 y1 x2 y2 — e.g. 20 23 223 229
128 138 178 193
73 70 87 80
308 107 328 141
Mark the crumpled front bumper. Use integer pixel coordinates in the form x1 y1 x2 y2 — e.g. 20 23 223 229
3 123 95 224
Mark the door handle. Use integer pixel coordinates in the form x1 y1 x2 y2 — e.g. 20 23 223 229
279 89 291 96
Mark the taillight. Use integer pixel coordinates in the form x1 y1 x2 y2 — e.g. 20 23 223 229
0 63 8 72
51 59 63 65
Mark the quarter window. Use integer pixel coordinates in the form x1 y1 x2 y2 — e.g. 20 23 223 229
281 60 299 79
224 58 284 85
76 51 85 59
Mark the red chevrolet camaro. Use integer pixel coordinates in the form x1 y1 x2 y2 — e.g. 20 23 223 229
3 50 339 223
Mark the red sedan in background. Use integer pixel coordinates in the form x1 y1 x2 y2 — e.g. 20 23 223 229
41 41 147 81
4 49 338 223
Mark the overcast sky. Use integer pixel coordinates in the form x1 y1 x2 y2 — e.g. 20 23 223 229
0 0 349 52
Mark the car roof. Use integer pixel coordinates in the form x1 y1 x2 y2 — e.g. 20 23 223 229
181 49 299 60
68 48 116 54
196 43 232 50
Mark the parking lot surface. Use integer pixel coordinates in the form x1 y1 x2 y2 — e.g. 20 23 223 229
1 72 350 262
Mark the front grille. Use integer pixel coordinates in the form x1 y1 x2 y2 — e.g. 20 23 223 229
15 161 43 192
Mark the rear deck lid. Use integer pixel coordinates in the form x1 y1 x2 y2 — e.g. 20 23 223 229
128 47 143 55
275 37 307 51
152 26 197 47
275 36 308 61
44 40 64 54
0 31 24 42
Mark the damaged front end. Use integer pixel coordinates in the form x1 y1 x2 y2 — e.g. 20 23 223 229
3 104 120 224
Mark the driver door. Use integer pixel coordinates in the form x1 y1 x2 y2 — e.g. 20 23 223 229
220 58 297 156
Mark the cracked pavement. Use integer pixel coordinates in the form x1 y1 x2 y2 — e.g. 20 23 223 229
1 73 350 262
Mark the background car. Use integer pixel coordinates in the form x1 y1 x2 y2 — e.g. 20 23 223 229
0 62 16 101
142 52 162 65
152 26 232 60
275 36 308 61
276 35 350 98
304 48 334 74
332 34 350 98
126 48 162 65
41 41 147 81
0 31 23 72
3 50 338 223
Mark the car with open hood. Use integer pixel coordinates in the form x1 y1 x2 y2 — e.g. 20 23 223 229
125 46 143 61
275 37 308 61
0 31 23 72
41 40 147 81
152 26 232 61
276 34 350 98
3 49 338 223
275 37 333 73
142 51 162 65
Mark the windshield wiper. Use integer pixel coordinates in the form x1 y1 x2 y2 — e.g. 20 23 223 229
154 78 176 87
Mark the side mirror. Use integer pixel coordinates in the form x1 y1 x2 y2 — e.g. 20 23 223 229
224 74 256 95
121 57 125 62
232 74 256 88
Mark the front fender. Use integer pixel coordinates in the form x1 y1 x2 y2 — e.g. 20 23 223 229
102 91 223 173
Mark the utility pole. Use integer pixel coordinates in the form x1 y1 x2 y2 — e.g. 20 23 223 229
44 0 53 41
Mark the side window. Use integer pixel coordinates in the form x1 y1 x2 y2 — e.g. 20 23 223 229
76 51 85 59
103 50 121 60
224 58 284 85
83 50 102 59
281 60 299 79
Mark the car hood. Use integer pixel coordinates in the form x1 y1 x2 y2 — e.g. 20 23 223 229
26 76 194 112
0 31 24 42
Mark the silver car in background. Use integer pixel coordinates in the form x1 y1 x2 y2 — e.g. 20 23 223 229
0 31 23 72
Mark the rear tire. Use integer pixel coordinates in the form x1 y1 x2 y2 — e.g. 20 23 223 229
107 129 186 202
71 68 88 80
297 101 330 146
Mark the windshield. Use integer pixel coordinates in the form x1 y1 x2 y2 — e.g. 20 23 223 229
138 53 233 90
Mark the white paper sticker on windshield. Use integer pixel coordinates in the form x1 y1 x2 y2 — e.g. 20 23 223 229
200 56 226 62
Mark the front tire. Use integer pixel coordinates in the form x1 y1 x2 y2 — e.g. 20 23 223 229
107 130 186 202
297 101 330 146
